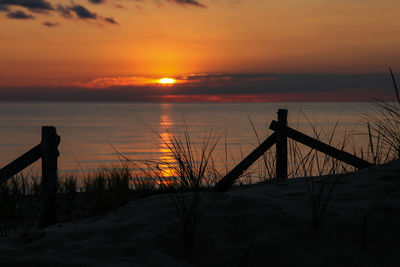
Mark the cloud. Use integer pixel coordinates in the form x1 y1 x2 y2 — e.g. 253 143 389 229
0 0 54 12
56 3 118 24
170 0 206 8
87 0 205 8
0 0 203 26
69 4 97 19
56 4 72 18
89 0 106 4
104 17 118 24
113 2 125 9
77 76 159 88
43 21 60 27
7 9 34 19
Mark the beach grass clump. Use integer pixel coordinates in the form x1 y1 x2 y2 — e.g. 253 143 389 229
130 173 159 196
0 164 165 231
290 113 360 177
0 174 31 196
121 125 221 246
0 175 38 237
364 103 400 161
82 167 133 213
0 196 20 237
155 126 221 246
364 68 400 160
29 175 41 196
59 174 78 195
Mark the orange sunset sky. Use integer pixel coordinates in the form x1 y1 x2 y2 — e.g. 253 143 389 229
0 0 399 101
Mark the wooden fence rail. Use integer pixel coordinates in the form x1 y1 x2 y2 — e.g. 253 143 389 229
269 120 372 169
0 145 41 184
214 133 276 192
0 126 60 228
215 109 373 192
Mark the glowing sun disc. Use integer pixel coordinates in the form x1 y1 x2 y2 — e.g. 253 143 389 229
159 77 176 84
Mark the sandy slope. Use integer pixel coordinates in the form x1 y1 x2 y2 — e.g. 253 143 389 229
1 161 400 266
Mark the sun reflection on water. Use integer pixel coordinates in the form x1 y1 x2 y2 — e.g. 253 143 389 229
158 106 176 178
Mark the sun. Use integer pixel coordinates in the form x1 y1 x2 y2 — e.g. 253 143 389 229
158 77 176 84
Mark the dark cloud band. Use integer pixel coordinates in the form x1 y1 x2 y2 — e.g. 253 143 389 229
70 4 97 19
89 0 106 4
104 17 118 24
56 4 117 24
7 9 34 19
0 0 203 26
56 4 71 18
0 0 53 11
43 21 60 27
172 0 206 8
0 74 393 102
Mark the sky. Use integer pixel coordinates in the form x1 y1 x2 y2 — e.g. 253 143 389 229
0 0 399 102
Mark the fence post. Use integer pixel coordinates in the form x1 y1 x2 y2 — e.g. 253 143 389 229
276 109 288 179
40 126 60 228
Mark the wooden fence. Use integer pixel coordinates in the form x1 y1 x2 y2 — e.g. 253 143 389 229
214 109 373 192
0 112 374 223
0 126 60 228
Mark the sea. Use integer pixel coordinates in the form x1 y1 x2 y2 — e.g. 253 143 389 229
0 102 375 175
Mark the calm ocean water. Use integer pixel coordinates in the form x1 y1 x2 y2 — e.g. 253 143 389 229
0 102 373 174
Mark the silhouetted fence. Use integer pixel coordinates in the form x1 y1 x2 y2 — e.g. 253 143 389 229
0 126 60 228
215 109 373 192
0 115 375 221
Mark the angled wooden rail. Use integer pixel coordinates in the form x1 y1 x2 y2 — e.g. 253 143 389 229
214 109 373 192
0 145 41 184
0 126 60 228
214 133 276 192
269 120 372 169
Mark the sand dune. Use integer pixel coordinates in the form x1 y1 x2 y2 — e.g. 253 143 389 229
1 161 400 266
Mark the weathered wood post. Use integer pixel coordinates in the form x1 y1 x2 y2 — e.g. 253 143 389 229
40 126 60 228
276 109 288 179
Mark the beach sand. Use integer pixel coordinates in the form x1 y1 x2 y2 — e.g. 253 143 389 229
1 160 400 266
